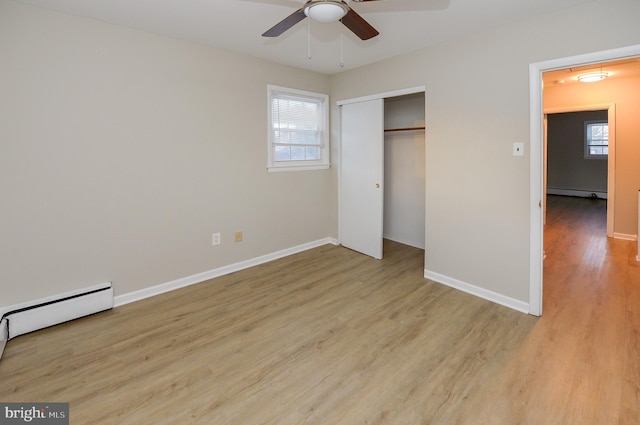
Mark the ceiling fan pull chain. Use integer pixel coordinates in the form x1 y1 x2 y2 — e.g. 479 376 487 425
339 28 344 68
307 18 312 60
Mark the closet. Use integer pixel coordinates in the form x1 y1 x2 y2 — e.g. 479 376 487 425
339 89 425 259
383 93 426 249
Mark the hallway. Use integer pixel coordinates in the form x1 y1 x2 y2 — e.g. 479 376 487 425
537 195 638 423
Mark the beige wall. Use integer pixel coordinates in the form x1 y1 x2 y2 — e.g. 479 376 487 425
331 0 640 303
3 0 639 312
0 1 332 306
545 76 640 237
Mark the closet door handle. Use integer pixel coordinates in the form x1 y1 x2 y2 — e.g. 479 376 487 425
376 183 381 188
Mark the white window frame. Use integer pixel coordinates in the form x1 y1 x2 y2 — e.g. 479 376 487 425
584 120 608 159
267 85 330 172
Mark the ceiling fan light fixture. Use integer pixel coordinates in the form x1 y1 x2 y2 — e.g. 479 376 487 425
577 71 609 83
304 1 349 24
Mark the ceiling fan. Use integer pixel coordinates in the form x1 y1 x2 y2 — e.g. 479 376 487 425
262 0 381 41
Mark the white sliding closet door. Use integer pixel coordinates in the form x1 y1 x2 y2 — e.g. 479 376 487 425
339 99 384 259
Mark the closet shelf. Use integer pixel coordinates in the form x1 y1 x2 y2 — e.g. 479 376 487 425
384 126 425 133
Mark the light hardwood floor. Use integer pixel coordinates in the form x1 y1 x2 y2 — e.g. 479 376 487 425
1 195 639 424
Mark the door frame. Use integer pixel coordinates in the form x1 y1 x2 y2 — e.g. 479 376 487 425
337 85 426 253
529 44 640 316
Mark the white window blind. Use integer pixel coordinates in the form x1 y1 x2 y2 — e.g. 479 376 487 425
267 85 329 172
585 121 608 158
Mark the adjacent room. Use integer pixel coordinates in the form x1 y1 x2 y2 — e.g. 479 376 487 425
1 0 640 423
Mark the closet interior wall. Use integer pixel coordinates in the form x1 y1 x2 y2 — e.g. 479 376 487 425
383 93 426 249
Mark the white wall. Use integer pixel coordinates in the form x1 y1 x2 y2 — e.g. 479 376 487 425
383 94 426 249
331 0 640 304
0 1 333 307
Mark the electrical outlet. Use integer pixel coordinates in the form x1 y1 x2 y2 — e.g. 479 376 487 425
212 232 221 246
235 231 243 242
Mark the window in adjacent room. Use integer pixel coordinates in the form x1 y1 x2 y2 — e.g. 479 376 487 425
584 121 608 159
267 85 330 172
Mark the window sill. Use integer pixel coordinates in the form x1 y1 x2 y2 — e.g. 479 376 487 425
267 164 330 173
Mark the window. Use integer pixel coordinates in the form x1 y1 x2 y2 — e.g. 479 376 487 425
585 121 608 159
267 85 330 172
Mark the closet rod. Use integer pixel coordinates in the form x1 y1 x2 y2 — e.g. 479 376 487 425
384 126 425 133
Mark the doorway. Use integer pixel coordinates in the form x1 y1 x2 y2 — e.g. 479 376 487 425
529 44 640 316
383 92 426 250
543 105 616 238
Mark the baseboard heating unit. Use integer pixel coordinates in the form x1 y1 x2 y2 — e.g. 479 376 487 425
0 282 113 360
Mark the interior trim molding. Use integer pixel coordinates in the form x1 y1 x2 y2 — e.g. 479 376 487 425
383 235 425 250
336 86 425 106
529 43 640 317
613 233 638 241
424 269 530 314
546 188 608 199
114 237 339 308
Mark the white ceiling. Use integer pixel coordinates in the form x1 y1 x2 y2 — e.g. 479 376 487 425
15 0 596 75
543 58 640 87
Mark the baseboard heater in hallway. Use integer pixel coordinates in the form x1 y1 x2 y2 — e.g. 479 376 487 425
0 283 113 359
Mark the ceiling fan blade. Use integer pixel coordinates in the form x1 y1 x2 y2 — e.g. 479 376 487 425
341 8 379 40
262 8 306 37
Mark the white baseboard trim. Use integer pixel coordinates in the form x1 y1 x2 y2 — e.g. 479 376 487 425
547 188 608 199
613 232 638 241
383 235 425 250
0 318 7 360
114 237 339 308
424 269 530 314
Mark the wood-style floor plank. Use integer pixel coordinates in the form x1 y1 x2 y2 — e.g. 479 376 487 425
1 195 639 424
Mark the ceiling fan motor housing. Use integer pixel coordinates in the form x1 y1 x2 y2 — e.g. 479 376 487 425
304 0 349 23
